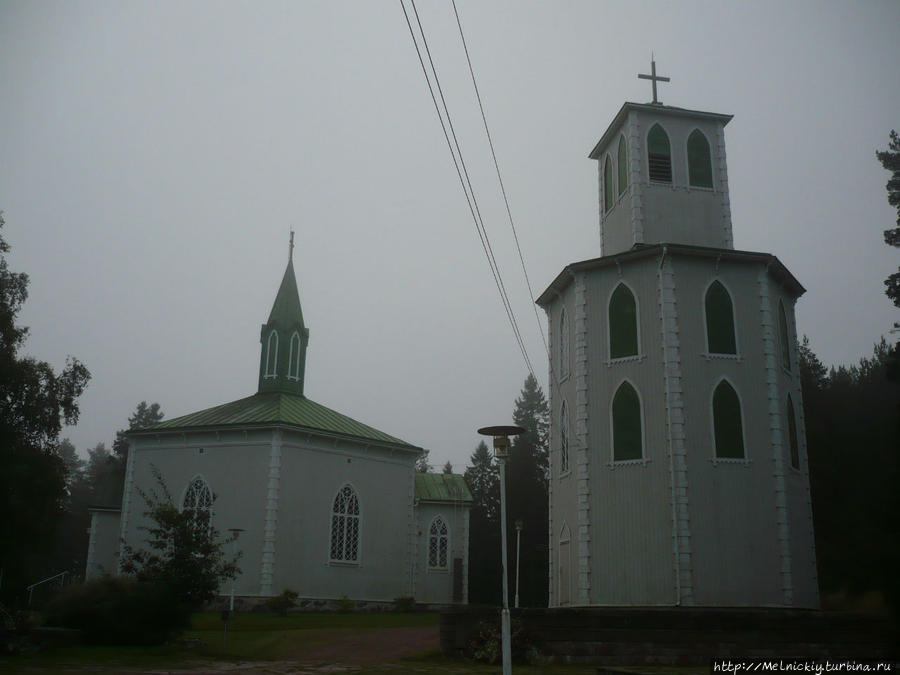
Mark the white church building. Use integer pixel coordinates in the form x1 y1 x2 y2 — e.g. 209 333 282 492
86 245 472 606
537 77 819 608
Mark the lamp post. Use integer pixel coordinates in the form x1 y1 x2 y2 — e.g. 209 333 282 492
227 528 244 613
478 425 524 675
514 519 523 609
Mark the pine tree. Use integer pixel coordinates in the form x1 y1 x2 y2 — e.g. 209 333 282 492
463 440 500 603
506 374 550 607
876 130 900 307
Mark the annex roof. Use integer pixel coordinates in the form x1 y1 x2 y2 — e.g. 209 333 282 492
536 243 805 306
133 391 420 451
588 101 733 160
415 473 473 503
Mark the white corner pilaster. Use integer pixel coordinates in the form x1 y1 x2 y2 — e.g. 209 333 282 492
574 273 591 605
715 124 733 249
658 253 693 605
758 269 794 605
408 470 417 599
546 305 556 607
259 429 283 596
116 441 137 574
628 112 645 248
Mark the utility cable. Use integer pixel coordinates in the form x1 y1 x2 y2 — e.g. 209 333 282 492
450 0 558 390
400 0 534 379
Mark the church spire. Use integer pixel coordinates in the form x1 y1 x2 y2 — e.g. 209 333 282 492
258 233 309 396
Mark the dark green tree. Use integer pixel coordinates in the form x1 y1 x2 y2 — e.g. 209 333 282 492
0 213 91 604
506 374 550 607
112 401 164 462
120 466 240 608
415 448 432 473
876 130 900 307
442 461 453 474
464 440 500 604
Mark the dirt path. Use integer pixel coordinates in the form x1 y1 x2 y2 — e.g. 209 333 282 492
285 625 439 666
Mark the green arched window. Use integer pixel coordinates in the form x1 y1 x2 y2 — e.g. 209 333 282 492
687 129 713 188
713 380 745 459
559 307 569 379
617 136 628 196
786 395 800 469
778 300 792 371
705 281 736 354
647 124 672 183
265 331 278 377
603 156 614 212
609 283 638 359
612 381 642 461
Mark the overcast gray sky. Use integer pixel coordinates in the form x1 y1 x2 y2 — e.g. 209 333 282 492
2 1 898 470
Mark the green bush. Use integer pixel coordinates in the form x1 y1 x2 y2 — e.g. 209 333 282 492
392 596 416 612
264 589 299 616
43 576 189 645
466 618 540 665
335 595 355 613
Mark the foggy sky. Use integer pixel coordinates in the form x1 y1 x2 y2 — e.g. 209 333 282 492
2 1 898 471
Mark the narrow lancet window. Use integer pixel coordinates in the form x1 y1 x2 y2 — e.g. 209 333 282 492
265 331 278 377
609 283 638 358
330 484 360 563
647 124 672 183
786 395 800 469
617 136 628 196
778 300 792 371
688 129 713 188
428 516 449 569
559 308 569 379
560 401 569 473
705 281 737 354
289 331 301 380
603 156 614 212
183 476 213 529
612 381 642 461
713 380 745 459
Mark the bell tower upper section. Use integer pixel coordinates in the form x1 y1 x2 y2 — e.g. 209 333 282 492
589 96 734 256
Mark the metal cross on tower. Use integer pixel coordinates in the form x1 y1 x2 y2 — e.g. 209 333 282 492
289 229 294 261
638 58 670 105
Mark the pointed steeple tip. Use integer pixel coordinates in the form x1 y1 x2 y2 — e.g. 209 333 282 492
267 242 304 328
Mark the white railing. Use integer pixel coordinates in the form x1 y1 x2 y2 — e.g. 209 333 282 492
26 571 69 606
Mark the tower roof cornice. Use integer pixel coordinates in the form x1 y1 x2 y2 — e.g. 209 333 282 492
588 102 733 160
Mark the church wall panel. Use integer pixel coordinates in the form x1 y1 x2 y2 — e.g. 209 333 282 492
274 435 413 602
674 258 783 605
414 503 468 605
126 435 271 598
583 259 674 605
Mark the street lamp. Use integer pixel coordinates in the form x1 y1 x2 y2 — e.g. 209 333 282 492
514 519 523 609
478 424 524 675
227 528 245 613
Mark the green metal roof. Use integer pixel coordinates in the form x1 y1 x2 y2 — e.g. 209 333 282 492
415 473 473 503
135 392 419 450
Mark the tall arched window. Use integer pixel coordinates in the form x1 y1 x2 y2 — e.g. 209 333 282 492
609 283 638 359
687 129 713 188
560 401 569 473
705 281 737 354
647 124 672 183
612 381 642 461
617 136 628 196
330 484 360 563
786 395 800 470
603 156 614 212
778 300 791 371
428 516 449 569
265 331 278 377
288 331 301 380
713 380 745 459
559 307 569 379
183 475 213 528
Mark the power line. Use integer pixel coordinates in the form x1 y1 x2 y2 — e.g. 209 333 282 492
400 0 534 379
450 0 558 390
